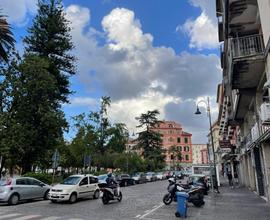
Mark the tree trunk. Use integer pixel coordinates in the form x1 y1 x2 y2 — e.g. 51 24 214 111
0 157 5 179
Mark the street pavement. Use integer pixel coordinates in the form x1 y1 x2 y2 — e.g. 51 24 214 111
1 179 270 220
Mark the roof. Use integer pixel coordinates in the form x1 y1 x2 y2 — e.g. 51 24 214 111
182 131 192 136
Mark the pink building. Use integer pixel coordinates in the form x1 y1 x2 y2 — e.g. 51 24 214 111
151 121 192 169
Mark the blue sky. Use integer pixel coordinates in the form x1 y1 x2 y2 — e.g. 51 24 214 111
0 0 221 143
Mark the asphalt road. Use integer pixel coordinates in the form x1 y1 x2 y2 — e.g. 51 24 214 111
0 180 177 220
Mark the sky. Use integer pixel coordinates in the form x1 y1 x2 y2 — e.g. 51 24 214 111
0 0 222 144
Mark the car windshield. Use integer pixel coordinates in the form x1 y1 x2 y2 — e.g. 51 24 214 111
62 176 81 185
98 175 107 181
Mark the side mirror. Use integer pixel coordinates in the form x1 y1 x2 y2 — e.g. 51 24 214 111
39 183 45 187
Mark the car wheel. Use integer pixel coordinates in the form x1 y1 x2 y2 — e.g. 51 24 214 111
44 190 50 200
8 193 19 205
69 193 77 204
93 190 100 199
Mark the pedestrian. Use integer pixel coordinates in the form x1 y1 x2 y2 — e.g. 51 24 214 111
227 171 233 188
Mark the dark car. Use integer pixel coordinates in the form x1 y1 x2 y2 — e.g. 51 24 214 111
132 173 147 184
116 174 135 187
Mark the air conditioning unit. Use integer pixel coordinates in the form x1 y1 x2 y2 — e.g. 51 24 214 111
260 103 270 124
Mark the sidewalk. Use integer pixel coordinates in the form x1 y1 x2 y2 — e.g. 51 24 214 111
186 182 270 220
143 180 270 220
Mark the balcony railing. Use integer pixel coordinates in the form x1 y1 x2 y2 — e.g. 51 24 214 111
231 34 264 59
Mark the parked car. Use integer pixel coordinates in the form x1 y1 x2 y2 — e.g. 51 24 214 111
145 172 157 182
156 172 164 180
0 177 51 205
132 173 147 184
97 174 108 184
49 174 100 203
164 171 173 179
115 174 135 187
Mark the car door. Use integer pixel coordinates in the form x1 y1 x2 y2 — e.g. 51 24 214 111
89 177 98 196
26 178 43 198
15 178 31 200
78 177 90 198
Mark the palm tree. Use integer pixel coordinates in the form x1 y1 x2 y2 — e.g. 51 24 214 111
0 13 15 62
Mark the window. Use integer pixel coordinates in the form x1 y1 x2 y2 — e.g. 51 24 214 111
168 124 173 128
178 146 182 151
170 155 174 160
28 179 41 186
169 137 173 142
169 130 173 134
177 137 181 143
184 137 188 143
79 177 88 186
184 146 189 152
16 179 27 185
185 155 189 161
90 177 98 184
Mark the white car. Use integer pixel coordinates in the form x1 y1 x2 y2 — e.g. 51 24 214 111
49 174 100 203
156 172 164 180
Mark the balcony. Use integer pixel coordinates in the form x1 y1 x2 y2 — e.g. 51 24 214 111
231 35 264 59
228 0 259 36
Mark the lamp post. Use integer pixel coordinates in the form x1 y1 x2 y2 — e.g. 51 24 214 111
195 97 219 193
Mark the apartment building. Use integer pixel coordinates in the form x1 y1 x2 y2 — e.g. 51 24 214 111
216 0 270 200
151 121 192 169
192 144 208 165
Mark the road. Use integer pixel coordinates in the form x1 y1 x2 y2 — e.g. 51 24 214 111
0 180 178 220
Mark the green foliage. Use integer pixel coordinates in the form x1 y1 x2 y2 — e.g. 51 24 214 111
24 0 75 103
135 110 166 170
0 13 15 62
23 172 52 184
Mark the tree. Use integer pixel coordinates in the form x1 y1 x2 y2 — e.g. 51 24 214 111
0 54 68 174
135 110 165 170
23 0 75 103
107 123 129 153
169 145 182 170
0 13 15 62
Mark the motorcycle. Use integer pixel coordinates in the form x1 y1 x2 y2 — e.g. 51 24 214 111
163 178 205 207
99 183 122 205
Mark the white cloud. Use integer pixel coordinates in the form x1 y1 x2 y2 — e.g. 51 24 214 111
101 8 153 51
65 5 221 143
69 97 98 107
0 0 37 26
108 91 180 133
179 0 219 50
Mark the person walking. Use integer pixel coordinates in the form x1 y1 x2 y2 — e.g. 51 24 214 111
227 171 233 188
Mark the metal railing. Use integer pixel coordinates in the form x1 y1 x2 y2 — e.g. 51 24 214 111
231 34 264 59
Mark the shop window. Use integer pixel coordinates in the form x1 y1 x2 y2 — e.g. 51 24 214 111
177 137 181 143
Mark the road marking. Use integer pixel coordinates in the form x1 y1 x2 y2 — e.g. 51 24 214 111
40 217 61 220
13 215 41 220
139 203 164 219
135 215 141 218
0 213 21 219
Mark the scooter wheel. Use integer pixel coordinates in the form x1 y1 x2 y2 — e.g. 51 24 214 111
102 196 109 205
117 192 122 202
175 212 180 217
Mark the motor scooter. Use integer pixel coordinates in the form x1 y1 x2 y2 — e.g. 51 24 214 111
163 178 205 207
99 183 122 204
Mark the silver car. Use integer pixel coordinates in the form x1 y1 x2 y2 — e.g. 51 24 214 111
0 177 51 205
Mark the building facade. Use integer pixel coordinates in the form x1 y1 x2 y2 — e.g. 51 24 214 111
151 121 192 169
192 144 208 165
216 0 270 201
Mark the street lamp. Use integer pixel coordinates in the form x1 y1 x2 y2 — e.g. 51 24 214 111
195 97 220 193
